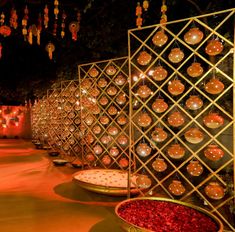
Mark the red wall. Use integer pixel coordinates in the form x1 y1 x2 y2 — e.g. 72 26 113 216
0 106 31 139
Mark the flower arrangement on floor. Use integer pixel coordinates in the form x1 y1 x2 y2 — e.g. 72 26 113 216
116 198 222 232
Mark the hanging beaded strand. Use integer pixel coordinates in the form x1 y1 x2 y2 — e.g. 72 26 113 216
10 8 18 29
37 14 42 45
44 5 49 29
160 0 167 26
61 11 67 39
136 2 142 28
22 6 28 41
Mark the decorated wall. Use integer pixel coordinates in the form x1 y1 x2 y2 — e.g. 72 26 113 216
0 105 31 138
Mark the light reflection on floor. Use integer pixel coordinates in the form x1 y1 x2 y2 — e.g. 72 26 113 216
0 139 124 232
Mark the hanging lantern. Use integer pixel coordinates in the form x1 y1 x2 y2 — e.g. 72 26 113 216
137 51 152 65
0 25 11 37
151 65 168 81
185 95 203 110
151 127 168 143
152 158 167 172
168 180 186 196
204 182 225 200
152 98 168 113
137 85 152 98
204 144 224 161
187 62 204 78
167 111 185 127
106 65 117 75
184 27 204 45
186 160 203 177
203 112 224 129
152 30 168 47
89 67 99 77
45 42 55 60
205 38 224 56
136 143 152 157
119 157 129 168
44 5 49 28
168 48 184 63
69 21 79 41
205 77 224 95
143 0 149 11
168 79 185 96
167 143 185 159
136 174 152 188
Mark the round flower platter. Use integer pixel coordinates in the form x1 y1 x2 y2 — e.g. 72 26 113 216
52 159 69 166
71 159 88 168
115 197 223 232
48 151 60 157
73 169 141 196
42 145 52 150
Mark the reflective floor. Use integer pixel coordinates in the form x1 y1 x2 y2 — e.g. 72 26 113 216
0 140 124 232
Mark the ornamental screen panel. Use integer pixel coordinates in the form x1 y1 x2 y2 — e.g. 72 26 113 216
57 80 81 162
31 96 49 144
47 87 62 151
128 8 235 231
78 57 131 170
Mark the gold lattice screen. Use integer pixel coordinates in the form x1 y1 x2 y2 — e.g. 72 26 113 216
78 57 131 170
55 80 81 161
47 87 62 150
128 9 235 231
31 96 49 143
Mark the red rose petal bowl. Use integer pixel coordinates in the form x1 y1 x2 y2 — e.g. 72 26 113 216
115 197 223 232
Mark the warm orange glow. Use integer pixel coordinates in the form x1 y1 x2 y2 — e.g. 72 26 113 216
0 106 30 138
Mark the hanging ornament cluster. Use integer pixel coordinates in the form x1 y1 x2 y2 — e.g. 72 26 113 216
69 11 81 41
37 14 42 45
143 0 149 11
54 0 59 20
44 5 49 29
61 11 67 38
45 42 55 60
53 0 59 36
160 0 167 25
0 12 5 25
135 1 149 28
136 2 142 28
22 6 29 41
10 8 18 29
0 2 83 59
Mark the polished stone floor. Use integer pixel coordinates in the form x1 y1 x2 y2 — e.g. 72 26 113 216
0 140 125 232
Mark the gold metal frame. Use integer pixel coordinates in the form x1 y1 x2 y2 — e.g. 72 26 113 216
78 57 131 171
73 169 141 196
128 8 235 231
57 80 82 162
31 96 49 145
